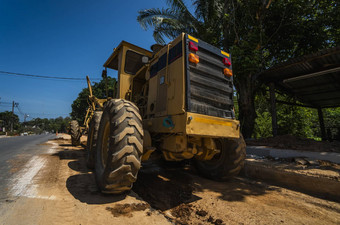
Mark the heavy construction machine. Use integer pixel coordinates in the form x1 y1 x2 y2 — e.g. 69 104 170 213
75 33 246 194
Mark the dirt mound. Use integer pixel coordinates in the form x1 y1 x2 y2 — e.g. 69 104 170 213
106 203 150 217
246 135 340 152
170 204 193 224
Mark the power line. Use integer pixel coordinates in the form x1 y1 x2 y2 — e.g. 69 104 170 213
0 70 101 81
1 100 70 116
24 112 70 116
16 105 25 116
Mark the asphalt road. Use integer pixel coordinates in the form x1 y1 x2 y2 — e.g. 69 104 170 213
0 134 56 202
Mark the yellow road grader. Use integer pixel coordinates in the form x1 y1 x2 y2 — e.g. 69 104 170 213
70 33 246 193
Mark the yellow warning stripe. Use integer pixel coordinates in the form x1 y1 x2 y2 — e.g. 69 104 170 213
188 35 198 43
221 50 230 57
194 117 233 126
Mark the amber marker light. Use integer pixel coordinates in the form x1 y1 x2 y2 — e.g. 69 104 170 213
224 68 233 77
189 53 199 64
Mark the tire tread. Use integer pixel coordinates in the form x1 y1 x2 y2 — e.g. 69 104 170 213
95 99 143 194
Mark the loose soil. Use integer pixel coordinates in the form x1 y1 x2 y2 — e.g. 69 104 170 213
246 134 340 152
0 134 340 225
106 203 150 217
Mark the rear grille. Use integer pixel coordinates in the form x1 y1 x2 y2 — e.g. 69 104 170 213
186 36 234 118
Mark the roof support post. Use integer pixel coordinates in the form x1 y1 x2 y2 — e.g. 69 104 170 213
317 107 326 141
269 83 278 137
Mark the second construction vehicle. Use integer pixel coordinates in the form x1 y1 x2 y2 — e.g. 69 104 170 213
85 33 246 193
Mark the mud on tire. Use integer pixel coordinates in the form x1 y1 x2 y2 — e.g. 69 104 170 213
86 111 103 169
95 99 143 194
70 120 81 146
194 136 246 181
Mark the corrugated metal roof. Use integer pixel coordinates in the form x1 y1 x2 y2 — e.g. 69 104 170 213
259 47 340 108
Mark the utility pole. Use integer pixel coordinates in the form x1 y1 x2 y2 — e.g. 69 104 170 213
12 101 15 114
11 101 19 132
11 101 14 132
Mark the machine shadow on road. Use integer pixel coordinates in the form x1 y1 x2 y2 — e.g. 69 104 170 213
132 160 272 210
59 143 87 149
52 145 128 204
53 139 272 209
66 174 127 204
58 144 74 147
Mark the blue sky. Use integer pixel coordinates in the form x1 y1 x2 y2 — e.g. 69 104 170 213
0 0 179 121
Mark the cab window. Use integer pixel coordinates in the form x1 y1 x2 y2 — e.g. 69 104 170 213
125 50 144 75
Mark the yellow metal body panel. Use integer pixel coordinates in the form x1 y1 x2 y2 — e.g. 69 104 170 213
146 34 186 118
186 112 239 138
146 74 158 117
143 112 239 139
118 46 132 100
143 114 187 134
166 37 186 116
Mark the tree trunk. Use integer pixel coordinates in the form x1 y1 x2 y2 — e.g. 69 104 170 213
235 75 257 139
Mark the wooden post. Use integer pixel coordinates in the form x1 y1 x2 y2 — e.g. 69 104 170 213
317 107 326 141
269 83 278 137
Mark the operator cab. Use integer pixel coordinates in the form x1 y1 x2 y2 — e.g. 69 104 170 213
103 41 152 109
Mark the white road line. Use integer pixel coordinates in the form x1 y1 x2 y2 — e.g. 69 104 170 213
8 144 58 200
46 141 58 154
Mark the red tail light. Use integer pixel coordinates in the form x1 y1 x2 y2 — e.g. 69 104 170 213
223 58 231 67
189 41 198 52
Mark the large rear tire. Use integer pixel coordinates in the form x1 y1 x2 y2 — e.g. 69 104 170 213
194 136 246 181
70 120 81 146
86 111 102 169
95 99 143 194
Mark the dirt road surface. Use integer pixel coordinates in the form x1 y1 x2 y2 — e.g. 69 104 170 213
0 135 339 225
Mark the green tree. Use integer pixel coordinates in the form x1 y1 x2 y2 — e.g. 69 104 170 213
0 111 20 132
323 107 340 140
137 0 339 138
22 116 71 133
254 91 320 139
71 76 116 123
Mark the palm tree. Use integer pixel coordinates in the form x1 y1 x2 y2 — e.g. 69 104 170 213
137 0 224 46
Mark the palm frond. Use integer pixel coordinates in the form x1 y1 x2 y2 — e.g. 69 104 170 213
137 8 179 30
152 17 197 44
137 0 202 44
166 0 198 24
166 0 189 12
